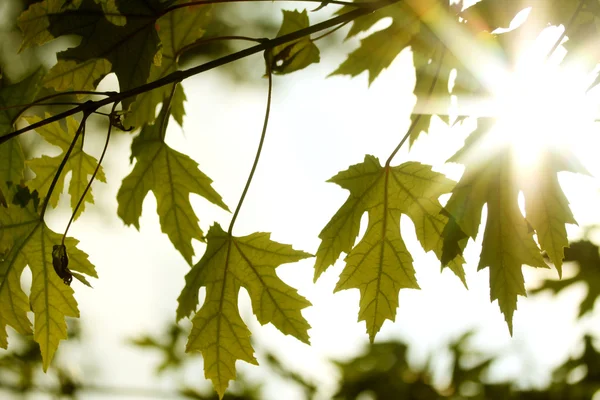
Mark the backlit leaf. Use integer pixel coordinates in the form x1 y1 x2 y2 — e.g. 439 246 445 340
0 185 96 366
315 155 465 340
125 4 212 128
180 223 312 398
43 59 112 95
24 114 106 220
442 119 553 333
270 9 320 74
117 104 228 265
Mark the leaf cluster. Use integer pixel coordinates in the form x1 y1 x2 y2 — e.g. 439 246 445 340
0 0 598 397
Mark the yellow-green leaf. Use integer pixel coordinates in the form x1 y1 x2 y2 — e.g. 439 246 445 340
125 4 212 128
24 114 106 220
17 0 81 50
270 10 320 75
0 185 96 366
330 21 417 85
117 105 228 265
180 223 312 398
43 59 112 95
522 150 587 276
443 119 550 333
315 155 465 341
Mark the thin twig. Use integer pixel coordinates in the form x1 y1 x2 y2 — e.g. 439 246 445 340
0 0 398 146
39 113 90 220
160 84 179 141
175 35 266 61
160 0 375 16
385 47 446 167
10 91 112 124
312 20 351 41
228 54 273 235
62 104 118 243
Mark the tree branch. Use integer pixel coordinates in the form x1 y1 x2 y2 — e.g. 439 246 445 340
1 0 398 145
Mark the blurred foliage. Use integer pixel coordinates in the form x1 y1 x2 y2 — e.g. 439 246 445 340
10 236 592 399
532 240 600 318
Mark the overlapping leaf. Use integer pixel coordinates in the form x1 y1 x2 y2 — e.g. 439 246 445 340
178 223 312 398
0 185 97 367
18 0 174 107
24 114 106 220
441 119 585 332
332 1 480 144
270 9 320 75
0 69 45 200
315 155 465 340
117 105 228 265
125 4 212 128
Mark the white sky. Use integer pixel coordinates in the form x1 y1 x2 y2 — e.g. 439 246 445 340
5 4 600 400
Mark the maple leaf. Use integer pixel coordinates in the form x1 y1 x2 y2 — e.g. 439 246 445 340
117 104 229 265
442 119 565 333
18 0 174 108
330 4 418 85
531 240 600 317
315 155 465 341
125 4 211 128
270 10 320 75
0 185 96 367
521 150 588 276
178 223 311 398
24 114 106 220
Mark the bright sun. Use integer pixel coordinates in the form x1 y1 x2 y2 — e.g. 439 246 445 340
487 28 597 172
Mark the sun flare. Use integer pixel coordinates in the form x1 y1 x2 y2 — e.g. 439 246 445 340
486 31 597 172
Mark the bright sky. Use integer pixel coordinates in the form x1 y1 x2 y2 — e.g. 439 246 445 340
6 4 600 400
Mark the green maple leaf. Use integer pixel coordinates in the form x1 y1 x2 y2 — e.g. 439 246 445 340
18 0 175 108
270 9 320 75
531 240 600 317
177 223 312 398
0 69 45 202
330 4 418 85
441 119 571 333
125 4 212 129
117 104 228 265
315 155 465 341
24 113 106 220
522 150 588 276
0 185 97 367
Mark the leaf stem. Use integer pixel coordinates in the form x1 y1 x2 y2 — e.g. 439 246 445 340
9 91 112 125
159 0 375 16
175 35 267 61
39 113 90 220
159 84 178 141
312 20 351 42
0 0 398 145
62 104 117 243
228 56 273 235
385 47 446 167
